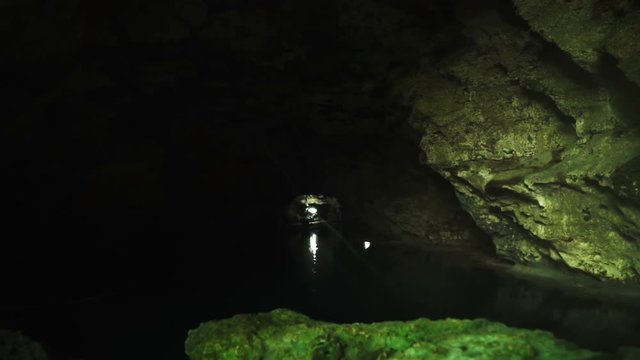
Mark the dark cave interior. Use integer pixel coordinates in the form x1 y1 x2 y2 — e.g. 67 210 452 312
1 0 640 359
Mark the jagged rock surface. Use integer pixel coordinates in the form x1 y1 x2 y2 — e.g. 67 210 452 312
0 330 49 360
513 0 640 86
397 7 640 281
3 0 639 282
185 309 602 360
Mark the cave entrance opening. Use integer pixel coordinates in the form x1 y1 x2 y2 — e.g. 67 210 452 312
287 194 342 226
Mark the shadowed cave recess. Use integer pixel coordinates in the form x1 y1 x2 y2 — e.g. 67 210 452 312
1 0 640 359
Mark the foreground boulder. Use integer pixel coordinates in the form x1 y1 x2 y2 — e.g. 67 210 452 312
0 330 48 360
185 309 600 359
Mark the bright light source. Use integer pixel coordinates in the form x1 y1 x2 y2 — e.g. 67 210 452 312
306 206 318 215
364 241 371 250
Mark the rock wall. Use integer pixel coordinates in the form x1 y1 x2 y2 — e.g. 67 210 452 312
3 0 639 282
1 0 495 288
398 2 640 281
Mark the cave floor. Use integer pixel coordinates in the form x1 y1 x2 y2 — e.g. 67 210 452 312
3 221 640 360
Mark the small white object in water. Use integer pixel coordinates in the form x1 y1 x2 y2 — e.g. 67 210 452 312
364 241 371 250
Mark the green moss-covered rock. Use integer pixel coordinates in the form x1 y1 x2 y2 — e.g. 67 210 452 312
185 309 601 360
396 9 640 281
0 330 49 360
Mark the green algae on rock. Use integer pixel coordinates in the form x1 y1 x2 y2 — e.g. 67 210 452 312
0 330 49 360
185 309 600 360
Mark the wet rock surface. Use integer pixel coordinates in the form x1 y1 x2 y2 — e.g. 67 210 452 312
398 5 640 281
2 0 640 358
185 308 605 360
0 330 49 360
513 0 640 86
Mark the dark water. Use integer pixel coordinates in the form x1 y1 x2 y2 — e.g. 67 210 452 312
2 220 640 360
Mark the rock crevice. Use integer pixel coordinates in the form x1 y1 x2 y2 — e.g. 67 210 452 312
399 3 640 281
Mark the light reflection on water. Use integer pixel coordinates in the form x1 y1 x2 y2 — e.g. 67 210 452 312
283 223 640 353
288 223 354 287
308 232 318 274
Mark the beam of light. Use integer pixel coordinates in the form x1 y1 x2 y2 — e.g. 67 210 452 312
364 241 371 250
309 232 318 273
306 206 318 214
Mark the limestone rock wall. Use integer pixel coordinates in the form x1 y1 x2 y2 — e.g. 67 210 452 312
398 4 640 281
513 0 640 86
4 0 639 282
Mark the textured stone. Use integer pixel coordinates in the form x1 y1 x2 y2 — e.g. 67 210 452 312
604 11 640 86
0 330 48 360
185 309 601 360
513 0 640 86
398 10 640 281
321 137 492 251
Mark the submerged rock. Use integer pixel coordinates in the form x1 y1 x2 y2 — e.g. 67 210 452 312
185 309 600 360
